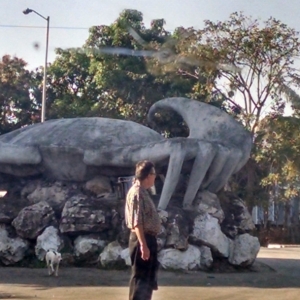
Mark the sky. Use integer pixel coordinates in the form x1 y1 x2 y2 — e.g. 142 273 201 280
1 0 300 70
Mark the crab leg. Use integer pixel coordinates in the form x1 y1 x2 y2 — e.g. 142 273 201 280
157 141 186 210
182 141 216 209
207 149 243 192
201 144 231 189
85 138 201 210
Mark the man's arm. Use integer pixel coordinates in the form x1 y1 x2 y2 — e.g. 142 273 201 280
134 224 150 260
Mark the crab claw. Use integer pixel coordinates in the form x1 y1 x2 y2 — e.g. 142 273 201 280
147 97 252 209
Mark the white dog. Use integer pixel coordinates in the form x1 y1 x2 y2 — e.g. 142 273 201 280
45 250 62 277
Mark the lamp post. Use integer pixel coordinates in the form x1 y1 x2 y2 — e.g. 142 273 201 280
23 8 50 123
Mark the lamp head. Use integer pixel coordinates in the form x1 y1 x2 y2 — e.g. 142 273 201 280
23 8 33 15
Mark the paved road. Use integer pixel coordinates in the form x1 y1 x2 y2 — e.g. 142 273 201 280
0 248 299 300
258 247 300 277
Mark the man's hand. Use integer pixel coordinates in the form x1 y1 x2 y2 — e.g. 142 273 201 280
140 243 150 260
134 225 150 260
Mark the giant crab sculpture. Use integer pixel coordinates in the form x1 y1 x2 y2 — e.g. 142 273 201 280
0 98 252 210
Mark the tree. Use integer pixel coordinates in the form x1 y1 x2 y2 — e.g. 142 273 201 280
175 12 300 208
256 116 300 200
84 9 201 125
230 114 300 210
46 9 204 137
0 55 40 134
176 12 300 135
46 49 100 119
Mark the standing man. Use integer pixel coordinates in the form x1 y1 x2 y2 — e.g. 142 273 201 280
125 160 161 300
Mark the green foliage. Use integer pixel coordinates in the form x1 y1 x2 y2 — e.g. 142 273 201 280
46 9 206 137
192 12 300 134
256 116 300 200
229 157 270 209
85 10 182 123
46 48 100 119
187 12 300 206
0 55 40 135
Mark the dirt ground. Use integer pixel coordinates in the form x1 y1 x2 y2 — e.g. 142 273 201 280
0 248 300 300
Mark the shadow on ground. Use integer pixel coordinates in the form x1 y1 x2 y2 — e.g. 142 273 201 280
0 257 299 291
0 293 33 300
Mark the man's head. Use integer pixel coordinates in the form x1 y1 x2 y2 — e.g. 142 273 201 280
135 160 156 188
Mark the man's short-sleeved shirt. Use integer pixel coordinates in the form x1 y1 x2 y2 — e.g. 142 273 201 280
125 181 161 236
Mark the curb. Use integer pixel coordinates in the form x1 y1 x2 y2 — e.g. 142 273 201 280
267 244 300 248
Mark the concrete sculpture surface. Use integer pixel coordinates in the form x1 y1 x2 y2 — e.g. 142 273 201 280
0 97 252 210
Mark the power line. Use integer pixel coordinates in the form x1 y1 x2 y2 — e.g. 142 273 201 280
0 24 90 30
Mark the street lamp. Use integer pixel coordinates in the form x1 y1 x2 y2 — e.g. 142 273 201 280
23 8 50 123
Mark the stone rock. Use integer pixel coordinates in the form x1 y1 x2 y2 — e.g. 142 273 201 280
116 220 130 248
158 245 201 271
165 210 189 251
194 190 224 223
120 247 131 266
61 253 75 266
74 235 106 262
21 179 40 198
219 192 256 238
35 226 63 261
99 241 126 268
0 173 261 270
0 225 29 265
59 194 117 234
85 176 112 196
199 245 213 270
0 193 28 224
157 225 167 252
27 182 69 216
190 213 229 257
229 233 260 266
12 201 57 240
158 209 168 224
